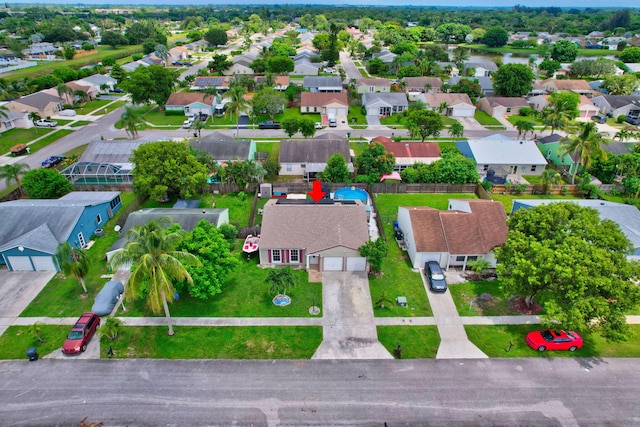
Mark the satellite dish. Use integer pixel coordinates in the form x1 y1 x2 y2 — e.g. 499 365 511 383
114 225 121 232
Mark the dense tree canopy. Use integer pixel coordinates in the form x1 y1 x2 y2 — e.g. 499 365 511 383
406 110 443 142
354 142 395 179
21 168 73 199
317 153 350 183
495 202 640 341
492 64 535 97
400 147 478 184
204 28 228 47
121 65 178 110
482 27 509 47
100 31 127 49
550 39 580 63
620 46 640 63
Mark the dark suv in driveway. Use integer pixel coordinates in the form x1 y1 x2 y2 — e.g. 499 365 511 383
625 116 640 126
425 261 447 293
591 115 607 124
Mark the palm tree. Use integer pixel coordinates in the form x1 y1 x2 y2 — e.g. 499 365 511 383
193 119 206 139
110 218 201 336
449 121 464 142
29 322 45 343
99 317 123 341
266 267 298 299
0 104 8 121
28 111 41 125
515 120 535 140
0 163 30 195
541 100 575 135
55 242 90 293
154 44 170 66
118 105 140 138
540 168 564 194
56 83 73 104
225 85 249 137
438 102 449 115
560 121 609 184
615 128 634 142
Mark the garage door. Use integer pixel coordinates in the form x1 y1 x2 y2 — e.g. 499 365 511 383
7 256 34 271
420 253 441 266
323 257 343 271
327 108 337 116
346 257 367 271
31 256 57 271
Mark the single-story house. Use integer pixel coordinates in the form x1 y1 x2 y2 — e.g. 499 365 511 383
372 49 397 67
189 132 256 165
106 207 229 263
223 60 254 76
590 95 640 119
303 76 343 93
447 76 494 97
462 62 498 77
254 75 290 91
23 42 58 60
44 81 97 105
77 74 117 93
423 93 476 117
5 92 64 118
300 92 348 117
402 77 443 94
0 192 122 271
191 76 232 91
457 134 547 180
535 134 577 175
166 92 215 116
396 199 508 270
279 134 353 180
477 97 528 118
0 111 32 132
529 94 599 119
259 199 369 272
356 78 391 94
362 93 408 117
169 46 189 63
541 78 593 96
511 199 640 259
292 59 322 76
373 136 441 171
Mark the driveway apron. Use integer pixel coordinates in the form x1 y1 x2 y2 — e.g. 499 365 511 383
313 271 393 359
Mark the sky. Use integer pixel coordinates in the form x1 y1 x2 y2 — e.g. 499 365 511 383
6 1 640 7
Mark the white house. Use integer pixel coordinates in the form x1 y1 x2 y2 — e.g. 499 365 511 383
362 93 408 117
279 135 353 180
423 93 476 117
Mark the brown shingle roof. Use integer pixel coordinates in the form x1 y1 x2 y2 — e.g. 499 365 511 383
484 97 528 108
300 92 348 107
379 141 441 159
407 208 448 253
424 93 473 106
542 79 592 91
356 78 391 87
166 92 213 106
260 200 369 253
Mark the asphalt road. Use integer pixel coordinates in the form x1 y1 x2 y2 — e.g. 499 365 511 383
2 358 639 426
340 50 362 81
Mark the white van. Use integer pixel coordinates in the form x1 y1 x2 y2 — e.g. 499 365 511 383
328 117 337 127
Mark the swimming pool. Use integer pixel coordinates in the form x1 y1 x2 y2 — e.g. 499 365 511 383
333 187 369 202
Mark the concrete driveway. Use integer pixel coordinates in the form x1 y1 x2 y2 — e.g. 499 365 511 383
455 116 485 131
0 270 55 336
313 271 392 359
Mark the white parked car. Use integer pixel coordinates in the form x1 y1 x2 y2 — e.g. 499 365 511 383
182 118 195 129
315 122 323 129
35 119 58 127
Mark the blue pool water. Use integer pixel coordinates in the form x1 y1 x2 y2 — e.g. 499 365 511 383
334 187 368 202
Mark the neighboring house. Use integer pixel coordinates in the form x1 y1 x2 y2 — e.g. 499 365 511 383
300 92 349 117
436 62 460 76
189 132 256 165
478 97 528 118
511 199 640 259
191 76 232 91
279 134 353 180
402 77 443 94
356 78 391 94
141 54 163 66
121 60 145 73
0 111 32 132
169 46 189 62
457 134 547 180
254 75 290 91
536 134 577 175
77 74 117 93
106 207 229 263
541 78 593 96
303 76 343 92
292 59 322 76
23 42 58 60
362 93 408 117
5 92 64 118
528 94 599 119
166 92 215 116
396 199 508 270
259 199 369 272
0 192 122 271
447 75 494 96
590 95 640 119
462 61 498 77
423 93 476 117
44 81 97 104
372 49 397 67
373 136 441 171
223 60 254 76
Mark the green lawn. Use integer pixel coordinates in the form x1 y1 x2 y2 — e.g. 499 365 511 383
507 115 544 128
69 120 91 127
74 99 114 115
20 193 139 317
377 326 440 358
95 101 127 115
212 192 256 228
380 114 406 127
449 280 532 316
0 325 69 359
490 193 581 214
143 109 187 126
350 140 369 157
256 141 280 161
105 326 322 359
466 324 640 358
29 129 74 152
348 106 367 127
0 128 54 154
522 175 544 184
475 110 506 129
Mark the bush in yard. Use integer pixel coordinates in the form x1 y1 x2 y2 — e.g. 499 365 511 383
22 168 74 199
218 223 238 244
359 238 387 275
519 107 534 117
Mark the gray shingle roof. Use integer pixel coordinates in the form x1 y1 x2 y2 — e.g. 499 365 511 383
362 92 408 107
12 92 62 110
303 76 343 88
190 132 253 161
601 95 640 109
279 138 350 163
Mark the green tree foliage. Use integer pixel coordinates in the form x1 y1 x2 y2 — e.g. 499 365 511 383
204 28 228 47
406 109 443 142
176 220 238 299
99 317 124 341
266 266 298 297
359 238 387 275
299 117 317 139
435 23 471 42
131 141 208 200
117 105 141 138
367 57 388 75
397 65 421 79
538 59 561 77
317 153 350 183
121 65 178 110
224 160 263 189
206 54 232 75
492 63 535 97
495 202 640 341
218 223 238 244
266 56 294 74
620 47 640 63
125 21 164 45
55 242 90 294
482 27 509 47
110 63 126 83
0 163 30 196
450 78 482 102
21 168 73 199
569 59 617 79
560 121 608 184
101 31 127 49
355 142 395 178
281 117 300 138
400 148 478 184
515 120 535 140
550 39 579 63
251 88 285 120
601 74 639 96
284 84 302 102
110 218 202 336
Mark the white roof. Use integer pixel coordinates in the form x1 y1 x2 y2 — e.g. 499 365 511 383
467 135 547 166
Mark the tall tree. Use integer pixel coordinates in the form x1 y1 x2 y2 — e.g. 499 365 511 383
560 121 608 184
226 85 250 136
482 27 509 47
515 120 535 140
355 142 395 178
21 168 73 199
118 105 140 138
317 153 350 183
55 242 90 294
406 109 443 142
110 218 201 336
541 91 579 135
154 44 169 66
0 163 30 195
204 28 228 48
449 121 464 142
492 64 535 97
121 65 178 110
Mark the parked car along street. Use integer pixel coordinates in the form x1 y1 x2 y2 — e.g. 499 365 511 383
91 281 124 316
35 119 58 127
41 155 66 168
526 329 583 352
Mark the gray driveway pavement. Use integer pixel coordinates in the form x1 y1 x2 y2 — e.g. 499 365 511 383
0 270 55 336
313 271 392 359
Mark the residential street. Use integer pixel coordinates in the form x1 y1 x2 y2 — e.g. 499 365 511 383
1 358 639 426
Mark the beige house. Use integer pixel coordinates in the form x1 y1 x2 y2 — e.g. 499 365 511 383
423 93 475 117
279 134 353 180
6 92 64 118
259 199 369 272
528 94 599 119
402 77 443 94
541 78 593 96
300 92 349 116
356 78 391 94
477 97 528 118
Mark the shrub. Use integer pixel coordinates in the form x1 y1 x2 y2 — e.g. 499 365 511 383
164 109 185 116
218 223 238 244
617 115 627 124
132 53 143 61
519 107 534 117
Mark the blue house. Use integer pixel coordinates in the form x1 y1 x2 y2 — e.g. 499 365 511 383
0 192 122 271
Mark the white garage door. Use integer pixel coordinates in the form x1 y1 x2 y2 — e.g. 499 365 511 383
7 256 33 271
346 257 367 271
31 256 57 271
323 257 343 271
420 253 441 267
327 108 337 116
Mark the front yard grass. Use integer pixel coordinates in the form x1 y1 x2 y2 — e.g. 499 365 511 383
69 120 91 127
0 325 69 359
507 115 544 128
104 326 322 359
143 109 187 126
449 280 531 316
0 128 54 154
475 110 506 129
466 324 640 358
29 129 74 152
347 106 367 127
490 193 581 214
377 326 440 358
74 99 114 115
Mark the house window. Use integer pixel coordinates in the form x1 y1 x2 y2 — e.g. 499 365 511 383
290 250 300 263
286 164 292 172
369 86 374 92
313 107 318 113
456 256 465 262
185 107 190 113
96 214 102 225
531 165 537 172
483 165 489 171
306 107 310 113
468 256 478 261
109 195 121 210
506 108 512 113
78 232 86 248
272 249 281 263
